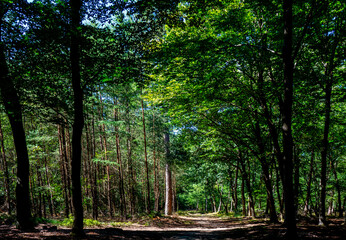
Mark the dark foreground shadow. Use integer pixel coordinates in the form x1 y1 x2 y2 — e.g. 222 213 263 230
0 224 345 240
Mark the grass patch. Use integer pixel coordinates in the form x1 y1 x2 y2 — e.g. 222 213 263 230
110 221 133 227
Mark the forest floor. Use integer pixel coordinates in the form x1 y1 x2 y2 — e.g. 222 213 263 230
0 213 345 239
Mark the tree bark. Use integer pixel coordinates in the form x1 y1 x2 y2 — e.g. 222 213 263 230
58 124 70 217
0 38 34 230
319 73 333 225
164 132 173 215
153 113 160 212
99 92 112 217
254 121 278 222
0 118 11 215
114 99 126 217
304 150 314 215
331 160 343 217
281 0 297 237
125 100 136 215
141 99 151 213
70 0 84 235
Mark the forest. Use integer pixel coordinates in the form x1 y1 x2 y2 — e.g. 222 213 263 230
0 0 345 239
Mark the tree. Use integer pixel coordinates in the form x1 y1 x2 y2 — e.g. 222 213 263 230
70 0 84 236
0 1 34 230
164 132 173 215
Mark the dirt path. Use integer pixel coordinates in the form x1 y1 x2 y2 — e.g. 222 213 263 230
0 214 344 239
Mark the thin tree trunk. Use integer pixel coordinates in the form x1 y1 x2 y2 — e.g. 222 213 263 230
114 99 126 217
294 147 300 216
238 153 255 217
99 92 112 217
331 160 342 217
126 103 136 215
255 121 278 222
141 99 151 213
233 164 239 212
304 150 314 215
44 154 55 217
164 132 173 215
319 74 333 225
64 126 73 214
0 118 11 215
153 113 160 212
241 178 246 216
58 124 70 217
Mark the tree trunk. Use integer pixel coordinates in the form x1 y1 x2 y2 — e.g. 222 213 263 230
114 99 126 218
331 160 343 217
241 178 246 216
70 0 84 235
304 150 314 215
238 153 255 217
125 101 136 215
44 154 55 217
141 99 151 213
0 38 34 231
164 132 173 215
58 124 70 217
293 147 300 216
254 121 278 222
281 0 297 237
0 118 11 215
99 92 112 217
153 113 160 212
319 74 332 225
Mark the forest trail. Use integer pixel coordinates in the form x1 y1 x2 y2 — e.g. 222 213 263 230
0 213 344 239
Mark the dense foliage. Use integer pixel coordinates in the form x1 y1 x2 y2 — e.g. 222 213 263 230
0 0 345 237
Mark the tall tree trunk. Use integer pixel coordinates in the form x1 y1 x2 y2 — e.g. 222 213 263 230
141 99 151 213
99 92 112 217
255 121 278 222
153 113 160 212
0 38 34 230
319 74 333 225
281 0 297 237
58 124 70 217
241 178 246 216
331 160 343 217
238 153 255 217
44 154 55 217
90 113 99 220
0 118 11 215
125 101 136 215
304 150 314 215
164 132 173 215
64 126 73 214
70 0 84 235
114 99 126 218
232 164 239 212
293 147 300 215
